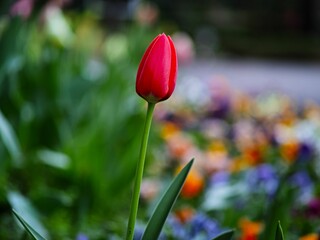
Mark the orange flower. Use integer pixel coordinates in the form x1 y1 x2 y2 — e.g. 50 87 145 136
166 133 194 159
280 140 300 163
175 207 195 223
299 233 319 240
243 147 263 166
178 167 204 198
239 218 263 240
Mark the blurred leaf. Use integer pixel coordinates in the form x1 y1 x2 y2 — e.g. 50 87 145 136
141 159 194 240
37 149 70 169
45 8 74 47
212 229 235 240
0 109 22 165
275 221 284 240
8 191 49 238
12 209 46 240
5 55 24 74
104 34 129 62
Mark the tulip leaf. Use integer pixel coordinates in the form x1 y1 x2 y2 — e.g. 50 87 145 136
141 159 194 240
275 221 284 240
12 209 46 240
212 229 235 240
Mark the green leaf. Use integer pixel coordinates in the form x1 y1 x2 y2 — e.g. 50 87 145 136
0 110 22 165
37 149 70 169
141 159 194 240
275 221 284 240
212 229 235 240
8 191 48 238
12 209 46 240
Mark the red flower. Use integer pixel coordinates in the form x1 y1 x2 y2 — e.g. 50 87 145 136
136 33 178 103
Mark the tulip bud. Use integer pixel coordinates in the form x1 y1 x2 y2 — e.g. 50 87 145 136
136 33 178 103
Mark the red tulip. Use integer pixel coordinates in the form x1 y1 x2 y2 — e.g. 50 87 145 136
136 33 178 103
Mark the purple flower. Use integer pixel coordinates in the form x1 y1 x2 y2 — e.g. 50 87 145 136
246 164 279 197
210 171 230 186
297 142 314 162
287 171 314 205
306 198 320 218
165 214 225 239
290 171 312 189
189 213 222 238
76 233 89 240
166 216 189 239
133 226 143 240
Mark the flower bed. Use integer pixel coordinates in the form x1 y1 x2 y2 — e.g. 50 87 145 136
141 84 320 239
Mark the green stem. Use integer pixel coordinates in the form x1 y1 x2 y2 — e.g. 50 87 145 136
126 102 155 240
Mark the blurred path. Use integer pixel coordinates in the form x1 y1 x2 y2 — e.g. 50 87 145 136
180 58 320 103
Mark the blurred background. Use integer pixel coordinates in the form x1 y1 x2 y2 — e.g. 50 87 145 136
0 0 320 239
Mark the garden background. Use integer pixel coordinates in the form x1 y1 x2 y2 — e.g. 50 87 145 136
0 0 320 239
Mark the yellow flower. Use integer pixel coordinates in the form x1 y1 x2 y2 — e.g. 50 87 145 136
204 141 229 173
161 122 180 140
208 140 227 153
229 156 249 173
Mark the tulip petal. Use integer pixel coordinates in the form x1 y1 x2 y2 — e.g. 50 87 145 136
163 35 177 101
143 35 170 99
136 34 161 85
136 33 177 103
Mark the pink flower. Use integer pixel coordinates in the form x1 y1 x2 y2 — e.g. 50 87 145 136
172 32 195 65
10 0 34 19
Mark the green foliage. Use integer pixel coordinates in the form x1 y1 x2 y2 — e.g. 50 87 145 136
0 12 159 238
0 109 22 165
